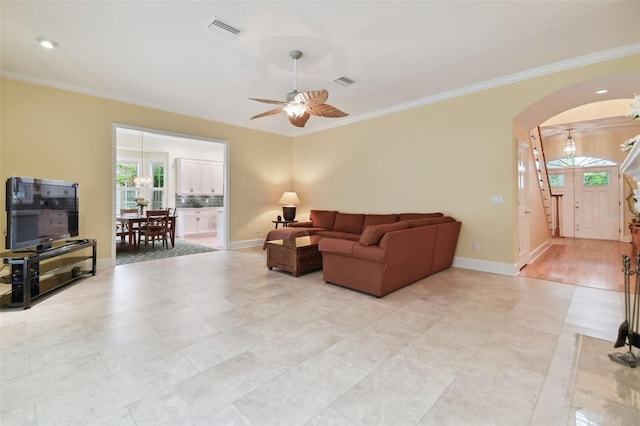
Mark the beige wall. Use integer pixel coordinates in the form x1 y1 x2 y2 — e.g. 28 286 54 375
1 54 638 271
293 55 639 269
1 79 293 262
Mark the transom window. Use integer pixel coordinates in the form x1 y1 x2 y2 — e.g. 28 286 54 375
546 156 616 169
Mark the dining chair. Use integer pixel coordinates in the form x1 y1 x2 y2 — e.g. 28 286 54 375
162 208 175 248
117 208 140 245
138 210 170 250
116 223 133 247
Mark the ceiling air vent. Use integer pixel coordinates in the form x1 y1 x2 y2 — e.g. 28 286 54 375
207 17 242 38
333 76 355 87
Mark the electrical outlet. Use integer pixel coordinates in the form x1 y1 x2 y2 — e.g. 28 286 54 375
472 242 480 251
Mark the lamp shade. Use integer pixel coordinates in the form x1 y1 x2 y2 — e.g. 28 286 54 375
278 192 300 206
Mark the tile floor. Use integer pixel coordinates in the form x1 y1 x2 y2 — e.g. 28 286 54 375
1 248 638 425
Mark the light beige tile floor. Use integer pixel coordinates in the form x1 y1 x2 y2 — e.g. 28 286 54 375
1 249 638 425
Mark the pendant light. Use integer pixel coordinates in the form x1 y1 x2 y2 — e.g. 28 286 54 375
133 132 152 187
564 129 576 159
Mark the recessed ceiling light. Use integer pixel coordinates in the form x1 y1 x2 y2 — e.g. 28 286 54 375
595 89 608 95
36 37 58 49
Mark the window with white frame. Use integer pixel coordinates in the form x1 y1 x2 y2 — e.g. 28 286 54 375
116 159 140 213
149 159 166 210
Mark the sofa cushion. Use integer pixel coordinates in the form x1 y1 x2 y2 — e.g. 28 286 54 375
318 238 355 254
398 212 443 221
310 210 338 229
429 216 456 224
405 216 455 228
333 213 365 234
288 221 313 228
359 221 410 246
362 214 399 229
316 231 361 241
405 218 434 228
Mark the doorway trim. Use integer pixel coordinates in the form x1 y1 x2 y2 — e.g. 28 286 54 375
111 123 229 262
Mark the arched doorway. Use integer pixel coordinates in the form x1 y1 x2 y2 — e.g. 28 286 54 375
513 74 640 283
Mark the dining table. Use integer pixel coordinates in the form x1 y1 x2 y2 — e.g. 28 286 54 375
116 214 177 252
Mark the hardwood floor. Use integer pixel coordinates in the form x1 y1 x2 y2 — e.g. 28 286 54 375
519 237 635 292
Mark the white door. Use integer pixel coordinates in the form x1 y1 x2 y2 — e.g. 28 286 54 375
573 166 620 240
517 141 530 269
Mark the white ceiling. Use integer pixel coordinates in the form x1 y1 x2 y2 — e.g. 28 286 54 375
1 1 639 137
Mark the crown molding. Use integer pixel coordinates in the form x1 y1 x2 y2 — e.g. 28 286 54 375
295 43 640 136
3 43 638 139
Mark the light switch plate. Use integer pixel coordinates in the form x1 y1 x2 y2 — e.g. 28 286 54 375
490 196 504 205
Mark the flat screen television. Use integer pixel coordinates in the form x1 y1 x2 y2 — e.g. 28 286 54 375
5 176 79 252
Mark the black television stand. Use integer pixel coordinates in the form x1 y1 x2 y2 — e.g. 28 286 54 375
1 239 97 309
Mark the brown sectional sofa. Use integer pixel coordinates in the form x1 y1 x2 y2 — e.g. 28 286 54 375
264 210 461 297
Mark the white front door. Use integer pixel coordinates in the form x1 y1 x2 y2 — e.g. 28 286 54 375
573 166 620 240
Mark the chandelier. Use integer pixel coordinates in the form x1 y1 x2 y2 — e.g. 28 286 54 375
133 132 152 187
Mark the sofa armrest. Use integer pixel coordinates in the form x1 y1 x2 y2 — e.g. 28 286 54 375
289 221 313 227
318 238 356 254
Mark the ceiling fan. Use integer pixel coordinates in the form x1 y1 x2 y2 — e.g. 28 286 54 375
249 50 348 127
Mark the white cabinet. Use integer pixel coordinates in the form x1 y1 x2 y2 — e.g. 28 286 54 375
211 162 223 196
177 158 223 195
175 208 217 237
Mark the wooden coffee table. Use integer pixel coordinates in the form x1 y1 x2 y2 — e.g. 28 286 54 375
266 235 323 276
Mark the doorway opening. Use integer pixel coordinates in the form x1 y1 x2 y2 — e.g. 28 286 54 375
112 125 229 263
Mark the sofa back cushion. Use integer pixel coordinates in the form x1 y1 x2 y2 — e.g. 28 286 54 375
362 214 399 229
333 213 365 234
398 212 443 221
359 221 410 246
310 210 338 229
405 216 455 228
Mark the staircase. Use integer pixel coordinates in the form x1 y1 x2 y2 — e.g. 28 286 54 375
530 126 555 234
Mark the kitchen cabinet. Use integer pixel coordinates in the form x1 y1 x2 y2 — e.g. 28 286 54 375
177 158 223 195
176 208 217 237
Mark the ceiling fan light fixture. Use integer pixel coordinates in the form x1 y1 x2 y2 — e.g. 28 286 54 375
249 49 348 127
284 103 308 118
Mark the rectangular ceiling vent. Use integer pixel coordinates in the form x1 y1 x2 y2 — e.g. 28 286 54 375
333 76 355 87
207 17 242 38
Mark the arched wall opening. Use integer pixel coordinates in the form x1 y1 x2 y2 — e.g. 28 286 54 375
513 73 640 269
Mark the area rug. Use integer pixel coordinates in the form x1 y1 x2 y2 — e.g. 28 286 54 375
568 335 640 425
116 239 216 265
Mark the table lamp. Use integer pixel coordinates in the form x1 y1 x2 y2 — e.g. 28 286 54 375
278 192 300 221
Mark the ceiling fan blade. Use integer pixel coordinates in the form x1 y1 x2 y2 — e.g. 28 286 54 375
250 107 284 120
307 103 349 118
289 112 310 127
249 98 288 105
294 90 328 106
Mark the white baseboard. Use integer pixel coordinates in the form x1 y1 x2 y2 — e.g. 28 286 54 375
529 239 552 263
229 238 263 249
452 256 518 276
